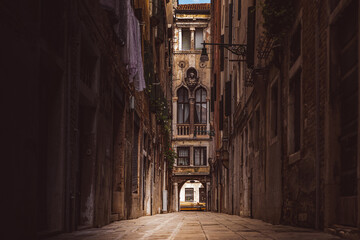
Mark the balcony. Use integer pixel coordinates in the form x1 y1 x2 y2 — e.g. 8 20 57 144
177 124 190 136
194 124 207 136
176 124 208 137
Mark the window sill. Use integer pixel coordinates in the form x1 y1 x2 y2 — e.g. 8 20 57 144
289 151 301 164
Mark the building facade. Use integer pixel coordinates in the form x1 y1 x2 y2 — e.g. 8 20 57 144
209 0 359 239
2 0 173 239
170 2 212 212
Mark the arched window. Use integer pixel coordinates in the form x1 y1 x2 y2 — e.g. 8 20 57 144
195 87 207 124
177 87 190 124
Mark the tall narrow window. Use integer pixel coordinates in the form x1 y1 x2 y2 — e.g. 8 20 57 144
195 29 203 49
270 81 278 138
289 70 301 154
177 147 190 166
220 35 224 71
219 95 224 130
195 87 207 124
290 24 301 67
182 29 191 50
185 188 194 202
225 80 232 116
253 109 260 152
177 87 190 124
229 3 233 44
246 6 255 68
132 114 140 193
194 147 207 166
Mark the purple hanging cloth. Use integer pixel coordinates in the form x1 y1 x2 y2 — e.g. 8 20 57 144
100 0 146 92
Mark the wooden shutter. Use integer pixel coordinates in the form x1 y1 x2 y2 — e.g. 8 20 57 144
214 74 217 101
246 6 255 68
211 86 214 112
225 80 232 116
220 35 224 71
219 95 224 130
229 3 233 45
238 0 241 20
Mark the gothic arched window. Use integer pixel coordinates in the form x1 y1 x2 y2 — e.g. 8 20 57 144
195 87 207 124
177 87 190 124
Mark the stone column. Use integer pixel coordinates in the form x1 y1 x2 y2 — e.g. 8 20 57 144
207 182 211 211
190 27 195 50
189 98 195 136
207 99 210 132
190 146 194 166
173 97 178 136
178 28 182 51
173 182 179 212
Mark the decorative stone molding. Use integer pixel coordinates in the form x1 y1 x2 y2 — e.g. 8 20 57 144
184 68 199 92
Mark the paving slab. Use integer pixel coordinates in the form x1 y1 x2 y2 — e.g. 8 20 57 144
46 212 343 240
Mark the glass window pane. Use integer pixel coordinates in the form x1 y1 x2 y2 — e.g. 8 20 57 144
178 88 184 102
196 89 201 102
177 104 184 123
202 89 207 101
202 148 207 165
195 29 203 49
185 188 194 201
201 104 207 123
178 148 188 157
184 89 189 102
194 148 200 165
184 104 190 123
182 29 191 50
195 104 200 123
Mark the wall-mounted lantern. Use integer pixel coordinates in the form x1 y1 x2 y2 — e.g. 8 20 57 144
200 41 247 62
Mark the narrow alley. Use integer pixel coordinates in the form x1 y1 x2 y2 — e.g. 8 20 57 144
2 0 360 239
47 212 341 240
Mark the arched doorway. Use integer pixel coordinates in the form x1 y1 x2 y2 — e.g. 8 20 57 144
179 180 206 211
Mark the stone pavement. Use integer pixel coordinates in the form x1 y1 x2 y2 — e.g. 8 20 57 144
48 212 342 240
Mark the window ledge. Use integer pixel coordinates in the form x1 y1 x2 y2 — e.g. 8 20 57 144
289 151 301 164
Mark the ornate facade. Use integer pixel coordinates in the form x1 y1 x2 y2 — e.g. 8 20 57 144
170 2 212 211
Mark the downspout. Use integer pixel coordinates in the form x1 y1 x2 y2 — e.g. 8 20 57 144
315 0 321 230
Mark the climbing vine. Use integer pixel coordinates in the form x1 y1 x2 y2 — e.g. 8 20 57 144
261 0 296 40
164 144 177 170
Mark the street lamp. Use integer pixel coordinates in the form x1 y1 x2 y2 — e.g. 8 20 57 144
200 41 247 62
200 46 209 62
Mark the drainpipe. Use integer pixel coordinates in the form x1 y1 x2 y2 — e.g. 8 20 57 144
315 0 321 230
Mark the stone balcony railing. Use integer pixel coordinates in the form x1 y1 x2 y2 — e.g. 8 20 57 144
176 124 208 137
194 124 207 136
177 124 190 136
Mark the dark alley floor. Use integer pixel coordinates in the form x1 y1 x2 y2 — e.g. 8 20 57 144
47 212 342 240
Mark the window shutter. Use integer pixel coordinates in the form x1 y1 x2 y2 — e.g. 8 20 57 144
238 0 241 20
220 35 224 71
211 86 214 112
219 95 224 130
214 74 217 101
225 80 232 116
229 3 233 45
246 6 255 68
